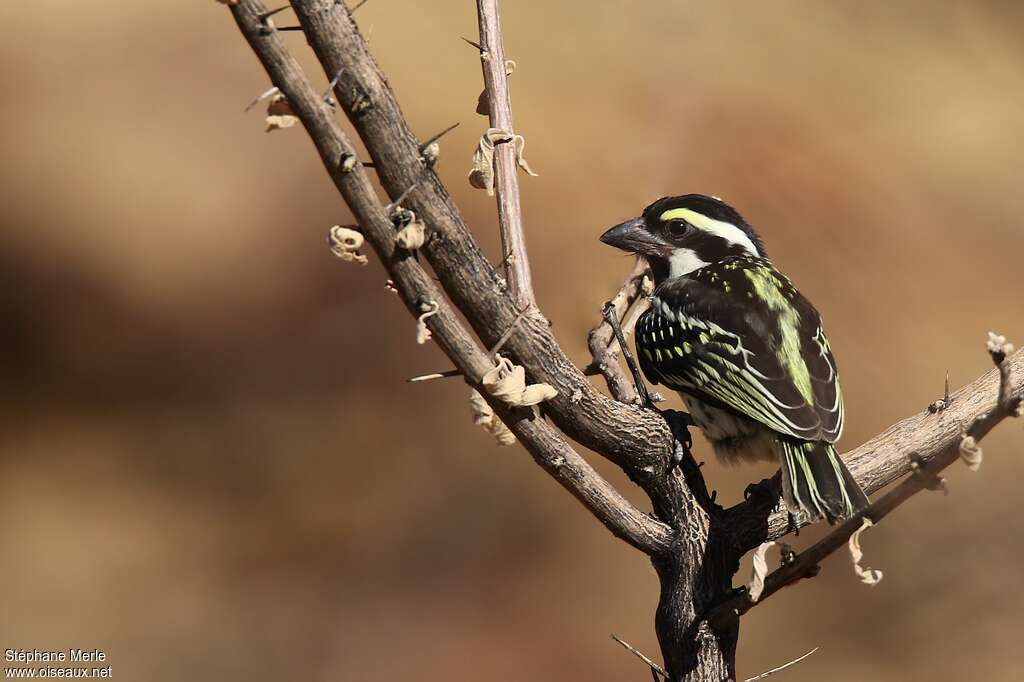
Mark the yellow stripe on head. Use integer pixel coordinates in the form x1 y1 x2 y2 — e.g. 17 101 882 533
658 207 761 257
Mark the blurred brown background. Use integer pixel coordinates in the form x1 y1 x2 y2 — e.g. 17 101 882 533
2 1 1023 680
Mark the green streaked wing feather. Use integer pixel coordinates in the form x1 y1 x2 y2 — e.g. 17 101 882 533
636 256 843 442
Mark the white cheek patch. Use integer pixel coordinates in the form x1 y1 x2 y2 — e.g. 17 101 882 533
668 248 710 278
659 207 761 258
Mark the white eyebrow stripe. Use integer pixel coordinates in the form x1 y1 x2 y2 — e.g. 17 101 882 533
659 207 760 257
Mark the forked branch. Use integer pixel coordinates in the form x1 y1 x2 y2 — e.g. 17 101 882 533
225 0 672 555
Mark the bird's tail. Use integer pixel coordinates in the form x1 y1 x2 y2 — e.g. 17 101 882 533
775 437 869 523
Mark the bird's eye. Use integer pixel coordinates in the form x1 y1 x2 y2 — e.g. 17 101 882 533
665 219 688 239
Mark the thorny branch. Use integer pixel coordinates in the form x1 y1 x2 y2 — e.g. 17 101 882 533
474 0 535 311
226 0 671 555
713 343 1023 625
221 1 1024 678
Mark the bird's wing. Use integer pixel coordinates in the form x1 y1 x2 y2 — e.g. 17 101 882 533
636 257 843 442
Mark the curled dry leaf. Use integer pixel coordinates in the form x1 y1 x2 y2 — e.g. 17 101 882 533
395 210 426 250
468 128 538 195
416 301 439 345
986 331 1015 359
746 541 775 602
848 518 883 586
641 275 655 297
265 93 299 132
958 434 982 471
469 390 517 446
327 225 368 265
482 356 558 407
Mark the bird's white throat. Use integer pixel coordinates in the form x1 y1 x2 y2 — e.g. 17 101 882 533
668 248 710 278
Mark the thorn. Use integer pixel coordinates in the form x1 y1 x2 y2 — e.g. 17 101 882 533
244 86 280 112
461 36 483 52
928 371 952 413
385 181 421 214
258 4 291 25
488 305 531 356
419 121 461 151
408 369 462 383
350 0 370 10
610 634 668 681
323 66 345 106
710 490 717 503
278 26 304 32
361 161 375 168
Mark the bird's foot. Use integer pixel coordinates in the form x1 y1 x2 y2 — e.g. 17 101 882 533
664 410 694 470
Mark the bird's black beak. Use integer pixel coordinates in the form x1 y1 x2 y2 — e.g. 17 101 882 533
600 218 671 257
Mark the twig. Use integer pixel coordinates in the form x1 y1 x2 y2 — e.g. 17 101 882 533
475 0 535 310
611 634 668 681
743 647 818 681
585 257 652 403
604 302 652 408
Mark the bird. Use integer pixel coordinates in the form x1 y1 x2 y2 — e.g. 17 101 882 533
600 194 869 523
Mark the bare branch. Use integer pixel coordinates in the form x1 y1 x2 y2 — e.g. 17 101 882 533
715 346 1023 623
725 348 1024 553
474 0 535 310
225 0 672 555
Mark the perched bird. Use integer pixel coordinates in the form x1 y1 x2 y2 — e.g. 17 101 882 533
601 194 869 523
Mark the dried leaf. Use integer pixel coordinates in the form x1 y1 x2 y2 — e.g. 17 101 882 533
327 225 368 265
475 89 489 116
509 133 539 177
519 382 559 406
468 128 538 195
848 518 883 586
958 434 982 471
265 93 299 132
482 356 558 407
641 275 654 297
395 219 426 250
416 301 439 345
986 331 1015 357
746 541 775 602
469 390 517 446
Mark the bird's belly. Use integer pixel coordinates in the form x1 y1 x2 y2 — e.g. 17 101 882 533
682 394 776 465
